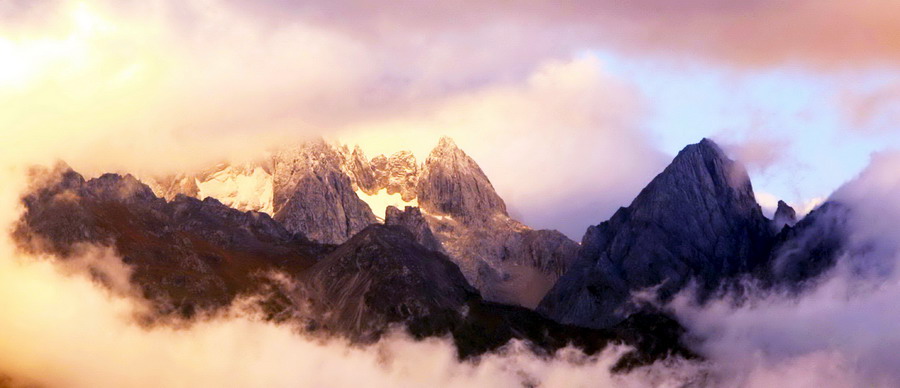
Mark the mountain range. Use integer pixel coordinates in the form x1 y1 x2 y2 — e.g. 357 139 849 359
12 137 849 371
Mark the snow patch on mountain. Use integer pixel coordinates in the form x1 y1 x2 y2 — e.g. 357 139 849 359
196 165 274 214
355 188 418 220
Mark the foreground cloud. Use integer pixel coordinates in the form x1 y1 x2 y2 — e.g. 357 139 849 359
670 149 900 387
0 167 700 387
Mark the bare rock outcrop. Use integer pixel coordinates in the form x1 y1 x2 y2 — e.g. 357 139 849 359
539 139 776 328
384 206 443 252
272 140 377 244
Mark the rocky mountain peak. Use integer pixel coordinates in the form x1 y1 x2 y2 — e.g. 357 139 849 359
272 139 377 244
670 138 754 196
435 136 458 150
538 138 775 328
628 138 763 227
376 151 419 201
417 137 507 222
773 200 798 229
342 144 379 195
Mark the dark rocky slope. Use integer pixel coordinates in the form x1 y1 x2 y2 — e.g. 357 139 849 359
14 165 326 319
538 139 776 328
293 224 695 370
765 201 850 286
13 165 694 370
384 206 443 252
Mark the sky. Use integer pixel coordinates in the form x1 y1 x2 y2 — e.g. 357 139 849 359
1 0 899 238
597 52 900 214
4 1 900 387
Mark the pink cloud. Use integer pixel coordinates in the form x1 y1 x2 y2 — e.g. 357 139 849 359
230 0 900 68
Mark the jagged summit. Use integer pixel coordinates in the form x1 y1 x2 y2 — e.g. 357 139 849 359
376 150 419 201
417 137 508 222
435 136 458 150
538 138 775 328
143 136 577 308
342 144 379 195
272 139 378 244
773 200 798 229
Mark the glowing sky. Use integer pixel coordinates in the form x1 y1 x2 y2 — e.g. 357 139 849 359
2 0 899 238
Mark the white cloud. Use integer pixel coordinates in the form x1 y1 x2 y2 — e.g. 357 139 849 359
341 57 666 238
670 149 900 387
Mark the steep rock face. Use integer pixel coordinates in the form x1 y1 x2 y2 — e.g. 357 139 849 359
384 206 443 252
383 151 420 201
773 200 798 230
272 140 378 244
14 166 324 318
539 139 775 328
145 137 578 308
368 151 419 202
417 137 507 223
295 226 694 369
414 137 578 307
298 225 476 340
504 229 580 278
340 145 379 195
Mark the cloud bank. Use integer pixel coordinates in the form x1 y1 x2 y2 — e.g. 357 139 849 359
0 163 697 388
670 149 900 387
3 1 900 387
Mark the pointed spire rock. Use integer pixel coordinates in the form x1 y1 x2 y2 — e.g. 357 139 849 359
773 200 798 229
384 151 419 202
416 136 507 223
342 145 379 195
538 138 775 328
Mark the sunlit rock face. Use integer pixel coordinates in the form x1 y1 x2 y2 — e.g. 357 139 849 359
408 137 578 308
539 139 777 328
417 137 508 223
271 140 378 245
140 136 577 307
146 163 274 214
379 150 420 202
340 144 379 195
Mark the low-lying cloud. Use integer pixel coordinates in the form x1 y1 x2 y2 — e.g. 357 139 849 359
4 1 900 387
669 149 900 387
0 167 700 388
